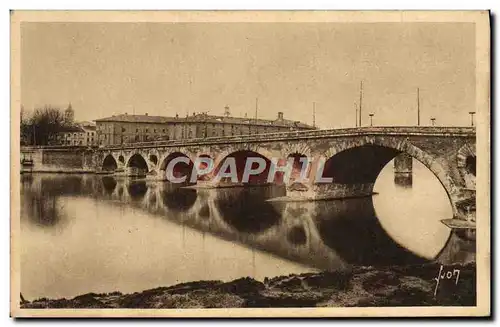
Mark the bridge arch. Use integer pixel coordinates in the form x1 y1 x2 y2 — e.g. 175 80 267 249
102 154 118 172
213 149 273 184
159 152 195 183
126 153 149 175
320 137 458 215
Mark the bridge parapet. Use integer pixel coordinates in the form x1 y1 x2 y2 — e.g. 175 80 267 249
98 126 475 150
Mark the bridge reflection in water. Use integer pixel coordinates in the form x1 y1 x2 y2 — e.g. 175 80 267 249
21 172 435 276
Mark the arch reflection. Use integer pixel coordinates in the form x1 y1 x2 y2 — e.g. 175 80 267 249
101 176 117 195
127 181 148 201
160 184 197 212
214 185 285 234
315 197 426 266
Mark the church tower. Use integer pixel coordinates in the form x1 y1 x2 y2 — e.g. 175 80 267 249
64 103 74 125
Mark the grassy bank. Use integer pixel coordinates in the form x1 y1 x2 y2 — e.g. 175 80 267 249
21 262 475 308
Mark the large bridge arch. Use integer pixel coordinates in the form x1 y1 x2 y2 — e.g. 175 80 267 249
317 137 459 216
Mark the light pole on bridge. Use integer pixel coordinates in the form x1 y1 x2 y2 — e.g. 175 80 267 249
468 111 476 127
369 113 374 127
430 117 436 126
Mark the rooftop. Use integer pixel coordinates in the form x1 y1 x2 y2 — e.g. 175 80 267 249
95 112 316 129
81 125 97 131
95 114 179 124
56 125 86 133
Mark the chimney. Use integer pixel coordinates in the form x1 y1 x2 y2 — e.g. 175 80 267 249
277 112 284 120
145 113 148 116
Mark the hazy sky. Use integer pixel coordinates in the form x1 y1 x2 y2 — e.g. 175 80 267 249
21 22 475 128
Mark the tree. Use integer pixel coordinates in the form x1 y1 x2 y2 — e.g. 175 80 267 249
21 106 65 145
20 105 31 145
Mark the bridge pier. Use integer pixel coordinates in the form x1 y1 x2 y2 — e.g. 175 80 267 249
394 153 413 187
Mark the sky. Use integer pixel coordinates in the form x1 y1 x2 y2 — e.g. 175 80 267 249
21 22 475 129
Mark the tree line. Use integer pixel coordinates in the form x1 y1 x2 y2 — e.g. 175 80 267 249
21 106 68 146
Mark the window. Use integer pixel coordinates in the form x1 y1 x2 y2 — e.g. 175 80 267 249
154 129 156 133
162 129 165 133
146 128 149 133
136 128 139 133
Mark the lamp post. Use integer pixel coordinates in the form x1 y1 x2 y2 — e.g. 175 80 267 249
369 113 374 126
468 111 476 127
430 117 436 126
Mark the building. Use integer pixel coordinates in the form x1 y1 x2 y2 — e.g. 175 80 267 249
51 125 86 146
95 109 316 146
95 113 178 146
79 122 97 146
50 122 98 147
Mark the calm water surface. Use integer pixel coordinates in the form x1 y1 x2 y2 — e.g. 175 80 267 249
20 159 452 299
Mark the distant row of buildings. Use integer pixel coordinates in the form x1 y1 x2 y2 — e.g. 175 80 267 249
49 105 316 147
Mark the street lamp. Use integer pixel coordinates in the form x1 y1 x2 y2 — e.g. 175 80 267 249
430 117 436 126
468 111 476 127
368 113 374 126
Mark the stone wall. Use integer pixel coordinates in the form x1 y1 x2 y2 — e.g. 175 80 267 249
21 147 95 173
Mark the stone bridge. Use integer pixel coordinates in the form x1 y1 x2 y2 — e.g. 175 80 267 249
95 126 476 220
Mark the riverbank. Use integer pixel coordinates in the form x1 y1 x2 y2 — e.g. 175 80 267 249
21 262 475 308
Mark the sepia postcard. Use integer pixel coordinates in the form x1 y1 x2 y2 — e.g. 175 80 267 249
10 10 490 318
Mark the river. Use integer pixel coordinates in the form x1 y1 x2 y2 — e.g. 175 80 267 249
20 159 453 300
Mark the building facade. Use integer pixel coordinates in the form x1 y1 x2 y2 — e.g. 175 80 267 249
95 110 316 146
51 123 98 146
